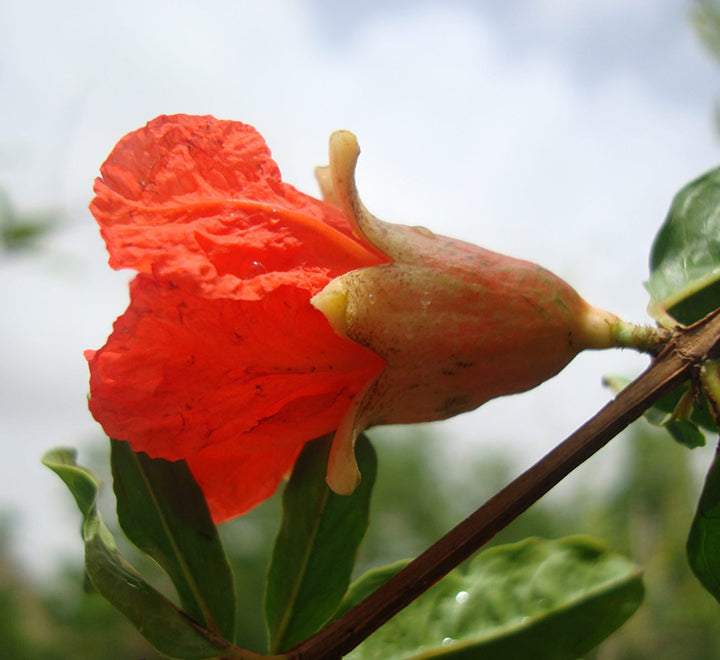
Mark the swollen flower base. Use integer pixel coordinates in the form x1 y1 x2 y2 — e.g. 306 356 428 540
87 114 636 522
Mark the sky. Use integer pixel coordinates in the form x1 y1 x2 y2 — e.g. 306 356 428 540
1 0 719 578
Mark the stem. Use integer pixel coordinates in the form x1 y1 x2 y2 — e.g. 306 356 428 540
609 319 674 355
290 307 720 660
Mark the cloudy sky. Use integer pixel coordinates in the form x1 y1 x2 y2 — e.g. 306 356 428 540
1 0 719 577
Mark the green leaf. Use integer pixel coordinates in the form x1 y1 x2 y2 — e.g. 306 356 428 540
346 537 643 660
646 166 720 325
42 447 235 660
647 384 718 432
334 560 410 621
110 439 235 641
265 434 377 653
688 446 720 602
603 375 714 447
664 419 707 449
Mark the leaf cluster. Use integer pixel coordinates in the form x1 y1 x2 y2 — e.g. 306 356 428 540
43 436 644 659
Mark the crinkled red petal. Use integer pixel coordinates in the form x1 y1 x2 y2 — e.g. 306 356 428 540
90 114 385 299
186 439 305 522
87 275 385 519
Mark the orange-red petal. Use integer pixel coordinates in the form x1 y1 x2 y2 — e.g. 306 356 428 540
87 274 385 519
90 114 385 300
186 439 305 522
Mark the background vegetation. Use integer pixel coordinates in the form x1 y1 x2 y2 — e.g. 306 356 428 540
3 422 720 658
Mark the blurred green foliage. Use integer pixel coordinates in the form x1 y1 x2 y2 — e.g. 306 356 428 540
0 523 163 659
693 0 720 134
0 185 56 254
7 423 720 658
694 0 720 62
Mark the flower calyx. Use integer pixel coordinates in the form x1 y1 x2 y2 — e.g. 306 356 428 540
312 130 624 495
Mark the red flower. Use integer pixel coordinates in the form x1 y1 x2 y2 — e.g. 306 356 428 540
87 115 387 521
88 114 623 522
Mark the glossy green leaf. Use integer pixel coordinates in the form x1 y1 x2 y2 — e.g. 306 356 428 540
646 166 720 325
110 439 235 641
42 447 236 660
346 537 643 660
265 434 377 653
688 447 720 602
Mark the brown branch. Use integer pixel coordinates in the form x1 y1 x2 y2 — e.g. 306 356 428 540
290 308 720 660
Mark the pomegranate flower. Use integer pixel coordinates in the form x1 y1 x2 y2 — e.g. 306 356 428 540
87 114 621 522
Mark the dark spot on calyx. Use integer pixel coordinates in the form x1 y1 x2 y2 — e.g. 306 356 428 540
439 395 471 416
